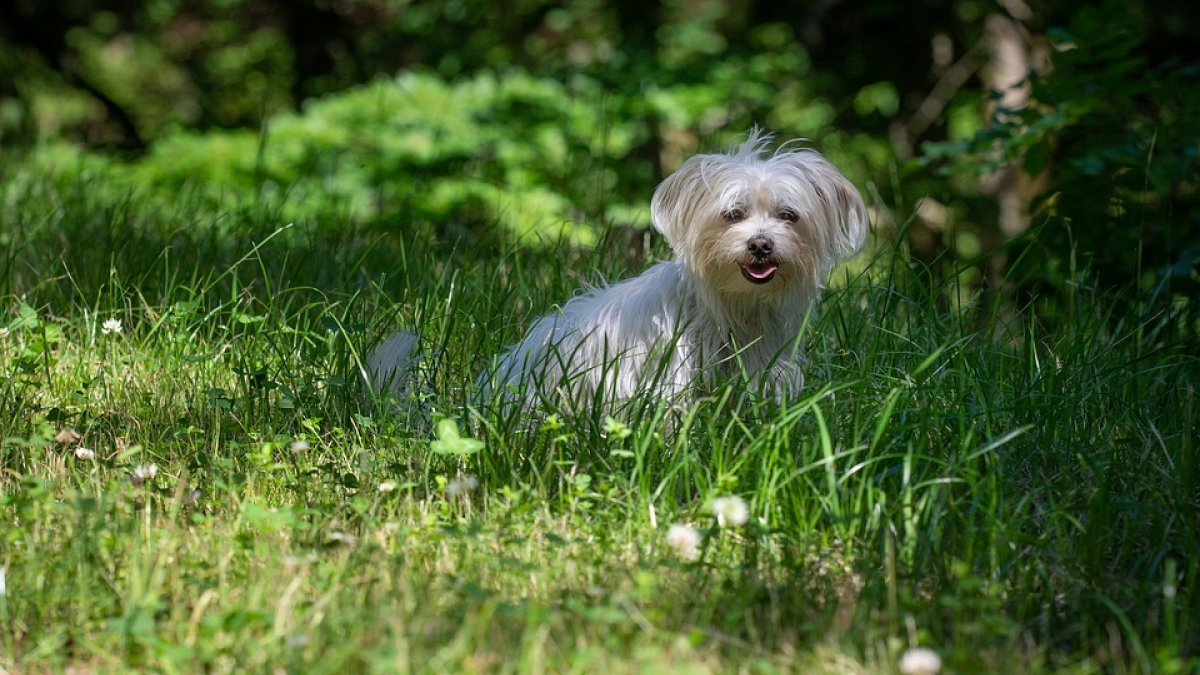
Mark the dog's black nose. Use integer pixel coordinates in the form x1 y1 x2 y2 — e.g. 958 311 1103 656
747 235 774 259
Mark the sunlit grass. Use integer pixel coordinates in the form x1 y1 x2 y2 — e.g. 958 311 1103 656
1 159 1197 674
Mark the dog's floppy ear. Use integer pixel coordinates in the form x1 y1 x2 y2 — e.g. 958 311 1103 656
776 151 870 264
818 161 870 263
650 154 710 249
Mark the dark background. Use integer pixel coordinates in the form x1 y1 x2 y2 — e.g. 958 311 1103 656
3 0 1198 335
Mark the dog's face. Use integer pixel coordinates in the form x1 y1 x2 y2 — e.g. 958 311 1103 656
650 132 868 300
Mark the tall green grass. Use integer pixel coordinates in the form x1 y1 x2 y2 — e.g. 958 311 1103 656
1 157 1197 674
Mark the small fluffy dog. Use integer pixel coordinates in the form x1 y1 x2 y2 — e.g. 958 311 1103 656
371 129 868 412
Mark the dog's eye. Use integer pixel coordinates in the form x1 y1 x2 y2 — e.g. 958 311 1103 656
777 209 799 223
722 208 746 223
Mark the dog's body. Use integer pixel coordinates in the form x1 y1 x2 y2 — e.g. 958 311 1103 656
479 258 808 410
371 130 868 412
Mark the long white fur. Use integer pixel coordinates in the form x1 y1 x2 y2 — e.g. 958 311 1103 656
367 330 420 398
475 129 869 412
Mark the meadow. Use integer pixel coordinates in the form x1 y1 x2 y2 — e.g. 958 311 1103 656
1 154 1197 675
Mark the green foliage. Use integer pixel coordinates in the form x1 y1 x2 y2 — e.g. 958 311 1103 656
28 64 885 248
2 162 1198 674
129 70 640 245
4 0 1198 343
430 418 484 456
2 1 1200 666
921 1 1200 331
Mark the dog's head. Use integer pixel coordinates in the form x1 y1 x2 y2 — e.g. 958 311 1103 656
650 129 868 300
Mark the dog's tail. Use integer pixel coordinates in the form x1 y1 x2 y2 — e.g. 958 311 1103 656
366 330 421 399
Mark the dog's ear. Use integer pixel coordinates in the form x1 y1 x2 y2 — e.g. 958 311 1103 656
819 162 870 263
776 152 870 264
650 154 709 248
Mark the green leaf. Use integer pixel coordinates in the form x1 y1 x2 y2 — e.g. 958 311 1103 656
12 302 41 330
602 416 631 440
430 418 484 455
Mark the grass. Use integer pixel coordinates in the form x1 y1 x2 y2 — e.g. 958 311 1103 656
1 157 1198 675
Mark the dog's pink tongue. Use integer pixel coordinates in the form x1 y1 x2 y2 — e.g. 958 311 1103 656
744 262 778 280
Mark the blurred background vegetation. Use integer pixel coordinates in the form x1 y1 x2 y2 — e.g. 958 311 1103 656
2 0 1198 337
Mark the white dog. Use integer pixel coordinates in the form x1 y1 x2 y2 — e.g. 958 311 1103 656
370 129 868 413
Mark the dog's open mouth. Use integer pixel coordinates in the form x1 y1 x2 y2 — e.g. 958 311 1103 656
740 261 779 284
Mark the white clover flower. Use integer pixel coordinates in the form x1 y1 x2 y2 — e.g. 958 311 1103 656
74 447 96 460
101 318 123 335
328 531 356 546
665 524 703 560
710 495 750 527
0 327 9 339
290 440 310 453
898 647 942 675
131 463 158 486
445 475 480 497
378 481 396 493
